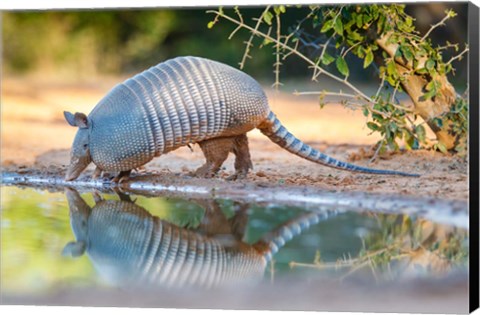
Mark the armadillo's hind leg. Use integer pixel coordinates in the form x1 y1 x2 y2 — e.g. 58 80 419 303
195 137 234 178
227 134 253 180
229 202 250 240
112 170 132 183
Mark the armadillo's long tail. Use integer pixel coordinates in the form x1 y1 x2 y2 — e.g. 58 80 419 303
258 111 420 177
257 210 339 262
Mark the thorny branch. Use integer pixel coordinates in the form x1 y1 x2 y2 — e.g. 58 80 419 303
282 8 318 50
207 9 375 103
421 10 455 41
273 12 283 89
293 90 414 114
446 46 469 65
312 36 333 81
238 6 271 69
227 7 244 40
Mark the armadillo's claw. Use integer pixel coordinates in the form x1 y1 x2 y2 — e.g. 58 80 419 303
112 187 133 202
226 172 248 181
134 166 147 174
112 170 132 184
92 167 103 180
193 165 217 178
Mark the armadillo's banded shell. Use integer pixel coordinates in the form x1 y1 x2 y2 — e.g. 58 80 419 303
86 201 266 288
89 56 270 171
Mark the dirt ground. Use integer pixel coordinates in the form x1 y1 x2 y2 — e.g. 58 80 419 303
1 78 469 201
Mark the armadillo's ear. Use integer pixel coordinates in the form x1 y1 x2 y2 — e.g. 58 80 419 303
64 111 77 127
74 112 89 129
63 111 89 129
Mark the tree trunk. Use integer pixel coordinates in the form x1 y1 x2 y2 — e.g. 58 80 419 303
376 34 458 149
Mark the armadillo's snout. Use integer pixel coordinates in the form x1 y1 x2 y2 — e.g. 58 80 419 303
65 155 91 181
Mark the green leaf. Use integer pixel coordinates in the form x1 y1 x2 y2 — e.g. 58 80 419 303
415 125 426 143
432 118 443 128
389 122 398 133
394 47 403 58
207 21 216 29
356 14 363 28
348 30 363 42
446 9 457 18
436 141 448 154
387 60 397 77
416 68 428 75
412 138 420 150
400 45 414 62
273 5 286 15
406 16 413 26
425 80 435 91
262 38 273 45
425 59 435 72
367 122 380 131
263 11 274 25
334 18 344 35
356 45 365 58
363 14 372 27
404 131 415 150
362 107 369 117
377 14 386 32
364 49 374 68
386 76 397 86
321 19 334 33
419 89 436 102
321 51 335 65
336 57 349 77
344 19 355 32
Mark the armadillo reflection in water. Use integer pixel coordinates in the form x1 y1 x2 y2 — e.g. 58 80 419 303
62 188 338 289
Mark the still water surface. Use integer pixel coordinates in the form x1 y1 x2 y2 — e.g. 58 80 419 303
0 185 469 311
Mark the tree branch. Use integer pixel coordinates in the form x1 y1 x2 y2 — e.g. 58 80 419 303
446 46 469 65
421 10 455 41
207 9 375 103
273 12 283 89
238 6 271 69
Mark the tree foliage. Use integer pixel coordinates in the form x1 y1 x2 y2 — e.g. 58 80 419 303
208 4 469 156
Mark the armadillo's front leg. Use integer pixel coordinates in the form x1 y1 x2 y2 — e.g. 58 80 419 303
92 166 103 180
92 166 114 182
194 137 234 178
227 134 253 180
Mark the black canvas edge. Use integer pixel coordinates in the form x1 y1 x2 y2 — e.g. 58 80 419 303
469 1 480 313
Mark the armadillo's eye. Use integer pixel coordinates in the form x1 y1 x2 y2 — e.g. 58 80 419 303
83 144 88 149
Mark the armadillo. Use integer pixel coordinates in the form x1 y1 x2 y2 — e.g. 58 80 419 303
64 56 419 181
62 188 335 288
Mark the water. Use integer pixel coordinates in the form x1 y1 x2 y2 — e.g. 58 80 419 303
0 185 470 312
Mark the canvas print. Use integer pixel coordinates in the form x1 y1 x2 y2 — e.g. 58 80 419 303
1 2 478 313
